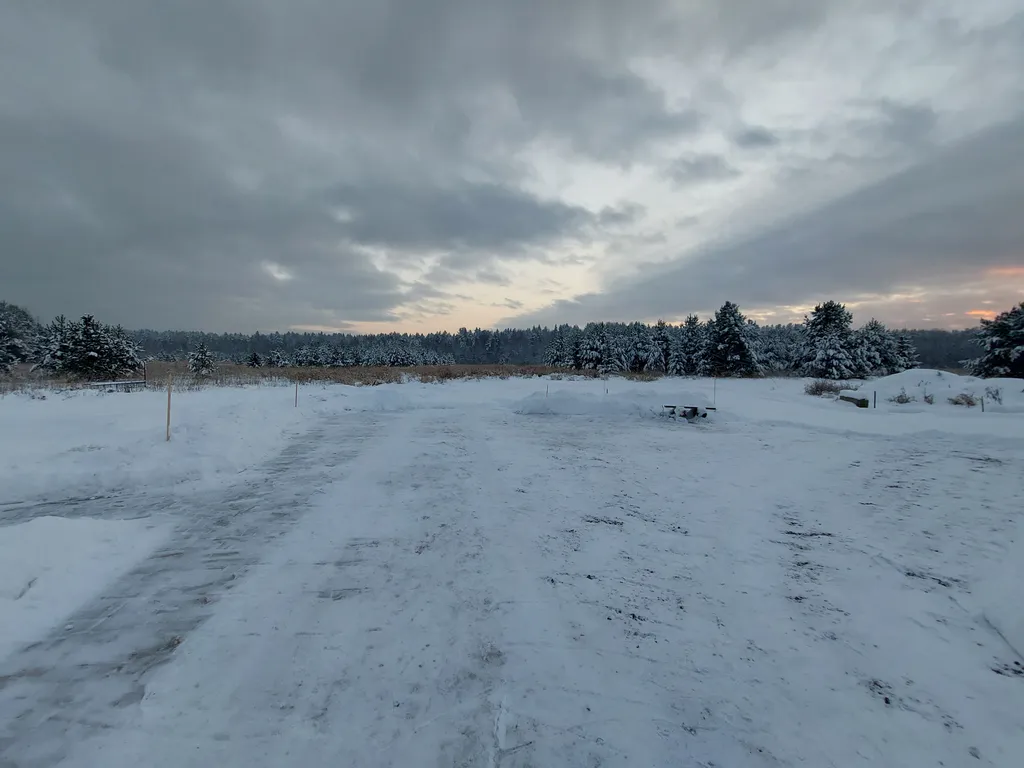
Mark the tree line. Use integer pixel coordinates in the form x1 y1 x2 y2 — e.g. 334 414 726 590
1 298 1021 380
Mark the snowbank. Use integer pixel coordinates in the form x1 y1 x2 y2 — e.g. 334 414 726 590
972 524 1024 659
0 516 167 660
849 370 1024 413
512 389 711 419
0 385 312 503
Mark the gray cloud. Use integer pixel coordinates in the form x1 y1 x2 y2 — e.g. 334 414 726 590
1 1 1021 331
507 117 1024 326
666 154 741 186
734 126 779 148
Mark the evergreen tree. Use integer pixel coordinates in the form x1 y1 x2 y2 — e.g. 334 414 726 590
188 342 216 377
965 302 1023 378
706 302 762 377
246 351 263 368
0 302 38 371
651 320 672 373
579 323 606 370
800 301 860 379
895 334 920 372
854 319 902 376
0 315 28 374
267 348 288 367
69 314 111 379
36 315 74 374
624 322 656 372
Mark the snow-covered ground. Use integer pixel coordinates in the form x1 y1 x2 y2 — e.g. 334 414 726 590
1 374 1023 767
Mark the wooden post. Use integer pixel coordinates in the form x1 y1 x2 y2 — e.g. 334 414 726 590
166 377 172 441
981 397 985 413
295 380 298 408
873 391 877 409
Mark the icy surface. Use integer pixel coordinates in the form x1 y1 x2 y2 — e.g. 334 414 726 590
0 375 1022 767
0 516 167 661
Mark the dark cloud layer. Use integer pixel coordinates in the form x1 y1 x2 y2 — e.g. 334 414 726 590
509 117 1024 327
1 1 1022 331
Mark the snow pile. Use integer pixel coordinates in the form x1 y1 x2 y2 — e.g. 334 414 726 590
513 389 711 419
972 525 1024 658
843 369 1024 413
0 386 312 503
0 516 167 661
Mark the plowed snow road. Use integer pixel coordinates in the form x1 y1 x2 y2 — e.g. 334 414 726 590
2 403 1022 767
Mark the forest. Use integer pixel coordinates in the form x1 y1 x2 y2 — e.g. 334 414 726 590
2 298 1020 380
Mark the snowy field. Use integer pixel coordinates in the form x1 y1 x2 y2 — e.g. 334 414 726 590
1 372 1023 766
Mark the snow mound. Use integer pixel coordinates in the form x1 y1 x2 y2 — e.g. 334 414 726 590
513 389 711 419
847 369 1024 413
0 516 167 661
973 525 1024 658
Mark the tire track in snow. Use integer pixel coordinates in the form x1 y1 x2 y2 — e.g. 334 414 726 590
0 409 390 768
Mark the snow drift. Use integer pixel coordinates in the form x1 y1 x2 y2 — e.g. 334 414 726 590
513 389 712 419
0 516 167 661
841 369 1024 413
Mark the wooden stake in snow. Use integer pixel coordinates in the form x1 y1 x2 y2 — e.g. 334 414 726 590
295 381 299 408
166 377 172 442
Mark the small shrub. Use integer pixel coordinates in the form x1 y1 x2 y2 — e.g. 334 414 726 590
948 393 977 407
805 379 848 397
985 386 1003 405
889 388 916 404
923 393 934 405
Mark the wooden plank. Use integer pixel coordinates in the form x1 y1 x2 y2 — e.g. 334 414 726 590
839 394 870 408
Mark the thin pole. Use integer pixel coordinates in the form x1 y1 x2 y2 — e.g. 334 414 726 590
295 380 299 408
874 391 877 409
166 377 172 441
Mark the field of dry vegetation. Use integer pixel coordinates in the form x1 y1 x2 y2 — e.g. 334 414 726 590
1 363 612 395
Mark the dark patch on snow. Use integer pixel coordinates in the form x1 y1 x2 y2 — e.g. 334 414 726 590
584 515 624 527
992 661 1024 678
783 530 832 537
904 569 961 589
317 588 363 601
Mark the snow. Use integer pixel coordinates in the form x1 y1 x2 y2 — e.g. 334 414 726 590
513 388 711 418
0 516 167 661
841 369 1024 414
1 375 1023 766
0 384 312 504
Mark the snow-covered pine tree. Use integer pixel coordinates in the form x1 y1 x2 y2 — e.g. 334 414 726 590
106 326 143 378
0 302 37 372
800 301 860 379
35 315 74 374
895 334 920 372
706 302 762 377
0 314 28 374
68 314 110 379
246 351 263 368
624 322 656 372
651 320 672 373
188 342 216 378
855 319 901 376
579 323 605 370
673 314 704 375
668 324 686 376
964 302 1024 377
267 348 288 367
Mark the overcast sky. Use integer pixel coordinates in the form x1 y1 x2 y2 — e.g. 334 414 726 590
2 1 1023 333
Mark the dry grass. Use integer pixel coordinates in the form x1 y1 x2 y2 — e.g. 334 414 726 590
804 379 850 397
2 363 571 395
948 393 977 407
